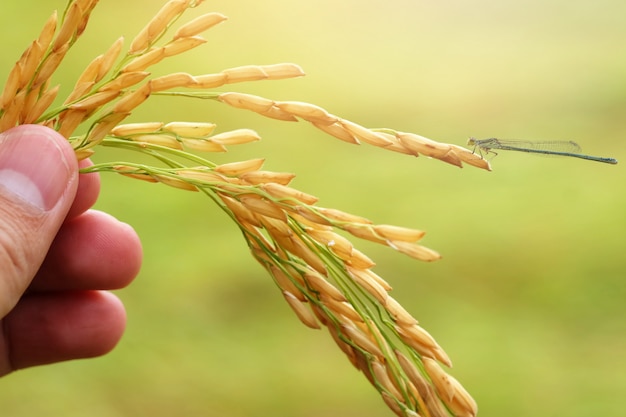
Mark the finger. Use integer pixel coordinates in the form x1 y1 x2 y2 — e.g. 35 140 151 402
66 159 101 220
0 125 78 317
31 210 142 291
0 291 126 375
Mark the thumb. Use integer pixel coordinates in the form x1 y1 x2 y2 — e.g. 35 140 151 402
0 125 78 317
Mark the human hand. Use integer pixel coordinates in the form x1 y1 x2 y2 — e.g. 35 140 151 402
0 125 142 376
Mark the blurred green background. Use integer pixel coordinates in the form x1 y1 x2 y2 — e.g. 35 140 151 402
1 0 625 416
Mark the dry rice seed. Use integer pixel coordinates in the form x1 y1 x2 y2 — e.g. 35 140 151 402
178 169 230 184
259 215 293 239
340 120 394 147
342 224 387 244
341 323 384 358
19 89 39 124
210 129 261 145
53 1 81 52
217 92 274 112
385 296 418 326
113 165 158 182
359 268 392 291
218 193 263 227
372 360 404 400
396 324 439 350
448 144 492 171
288 237 328 275
131 134 183 149
112 82 152 114
305 229 353 259
276 101 338 125
395 325 452 368
193 73 228 88
121 48 166 73
380 133 418 156
154 174 199 191
345 248 376 270
262 182 319 205
282 291 321 329
130 0 188 53
303 271 346 302
222 65 269 83
150 72 198 91
397 133 451 158
395 351 430 398
74 55 102 86
260 63 306 80
258 106 299 122
33 44 70 89
0 64 22 111
215 158 265 176
239 195 287 221
65 80 96 105
422 358 477 417
163 36 207 57
390 240 442 262
112 122 164 136
173 12 228 40
74 148 95 161
292 206 332 226
163 121 216 137
36 11 58 53
240 170 296 186
24 85 60 124
348 267 388 304
96 37 125 81
85 112 130 144
56 109 88 138
320 295 363 323
181 138 227 152
374 224 426 243
17 43 41 89
0 91 25 132
326 324 358 366
316 207 372 225
381 391 408 417
98 71 151 92
269 265 306 301
313 121 360 144
69 90 121 111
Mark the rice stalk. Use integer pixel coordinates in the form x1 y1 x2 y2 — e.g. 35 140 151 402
0 1 485 416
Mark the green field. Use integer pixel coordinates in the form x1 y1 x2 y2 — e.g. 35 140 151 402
1 1 625 416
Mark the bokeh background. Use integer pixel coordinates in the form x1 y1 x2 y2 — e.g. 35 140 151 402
1 1 625 416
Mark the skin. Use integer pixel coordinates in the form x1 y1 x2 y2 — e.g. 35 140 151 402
0 125 142 376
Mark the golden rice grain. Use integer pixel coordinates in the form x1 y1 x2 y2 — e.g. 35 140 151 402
422 357 477 417
269 265 306 301
302 270 345 302
222 65 269 82
36 11 58 53
33 44 69 89
261 63 306 80
385 296 418 326
262 182 319 205
98 71 151 92
209 129 261 145
316 207 372 225
23 85 60 124
56 109 88 139
131 134 183 149
218 91 274 112
340 120 394 147
239 195 287 221
122 48 166 73
282 291 320 329
341 323 384 358
181 139 227 152
150 72 197 91
154 174 199 191
163 121 216 137
53 1 81 51
69 90 121 111
313 121 360 144
85 112 130 144
390 240 441 262
240 170 296 186
215 158 265 176
218 194 262 227
194 73 228 88
113 165 158 182
163 36 207 57
112 82 152 113
130 0 189 53
348 267 388 304
374 224 426 243
112 122 165 136
97 37 125 81
345 248 376 270
372 359 403 400
276 101 338 125
173 12 228 39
